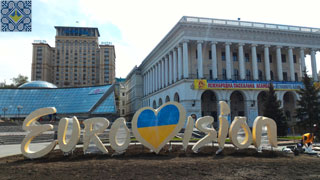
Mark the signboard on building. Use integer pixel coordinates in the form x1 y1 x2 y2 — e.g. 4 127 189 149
194 80 303 91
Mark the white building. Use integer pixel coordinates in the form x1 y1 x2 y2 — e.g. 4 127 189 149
127 16 320 127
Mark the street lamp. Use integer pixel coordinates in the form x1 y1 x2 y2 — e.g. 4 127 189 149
17 105 23 119
2 107 8 120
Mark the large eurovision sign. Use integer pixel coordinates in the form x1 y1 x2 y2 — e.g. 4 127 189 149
194 80 303 91
20 101 277 159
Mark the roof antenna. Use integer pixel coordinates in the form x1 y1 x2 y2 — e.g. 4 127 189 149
237 18 241 21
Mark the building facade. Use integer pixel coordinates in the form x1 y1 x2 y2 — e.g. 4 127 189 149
125 66 143 120
32 26 116 87
127 16 320 127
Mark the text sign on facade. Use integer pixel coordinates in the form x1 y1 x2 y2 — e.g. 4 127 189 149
194 80 303 91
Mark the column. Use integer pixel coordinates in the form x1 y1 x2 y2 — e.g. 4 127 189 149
162 58 165 88
211 42 218 79
151 67 154 93
288 47 295 81
178 46 182 80
147 71 150 94
183 40 189 78
165 56 169 86
154 64 158 91
158 62 161 89
251 44 258 80
144 74 146 96
148 69 151 94
300 48 306 74
264 45 271 81
238 43 245 80
276 46 283 81
173 49 177 82
169 53 173 84
311 49 318 81
197 40 203 78
225 42 232 79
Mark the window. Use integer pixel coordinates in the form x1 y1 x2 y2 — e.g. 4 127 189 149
245 53 250 62
122 93 125 96
209 50 212 59
295 73 298 81
233 52 238 61
293 55 297 63
269 55 272 63
210 70 213 79
222 69 227 79
258 70 263 80
270 71 274 80
281 54 286 63
283 72 288 81
246 69 251 80
257 54 262 62
221 52 226 61
233 69 239 80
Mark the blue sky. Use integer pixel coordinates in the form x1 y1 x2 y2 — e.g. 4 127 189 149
1 0 320 83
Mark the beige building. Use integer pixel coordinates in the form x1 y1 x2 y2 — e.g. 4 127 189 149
32 26 116 87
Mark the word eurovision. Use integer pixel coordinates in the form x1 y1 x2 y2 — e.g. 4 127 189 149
21 101 277 159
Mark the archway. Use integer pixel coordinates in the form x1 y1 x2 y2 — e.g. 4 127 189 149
257 91 267 116
283 92 296 125
158 98 163 107
152 100 157 109
230 91 245 121
201 90 218 127
165 96 170 103
174 93 180 102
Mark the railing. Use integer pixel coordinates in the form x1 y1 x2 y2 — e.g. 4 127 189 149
180 16 320 34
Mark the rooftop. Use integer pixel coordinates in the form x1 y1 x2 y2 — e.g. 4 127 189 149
180 16 320 34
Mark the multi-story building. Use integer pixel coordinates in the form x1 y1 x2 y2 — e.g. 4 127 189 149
114 78 126 117
31 26 116 87
125 66 143 120
126 16 320 127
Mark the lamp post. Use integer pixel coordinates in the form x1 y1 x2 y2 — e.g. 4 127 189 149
2 107 8 120
17 105 23 119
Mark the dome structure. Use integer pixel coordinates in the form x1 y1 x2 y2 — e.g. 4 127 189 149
18 81 58 89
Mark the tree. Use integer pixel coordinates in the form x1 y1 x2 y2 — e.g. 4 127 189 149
11 74 28 87
295 74 320 135
263 83 287 136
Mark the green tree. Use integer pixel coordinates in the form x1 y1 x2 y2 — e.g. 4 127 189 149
11 74 28 87
295 74 320 135
263 83 287 136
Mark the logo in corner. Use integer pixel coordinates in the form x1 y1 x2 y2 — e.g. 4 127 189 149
1 0 32 32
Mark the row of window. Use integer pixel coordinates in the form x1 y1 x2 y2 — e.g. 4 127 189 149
196 50 298 63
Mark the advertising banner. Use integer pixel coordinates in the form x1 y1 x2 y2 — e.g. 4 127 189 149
194 80 303 91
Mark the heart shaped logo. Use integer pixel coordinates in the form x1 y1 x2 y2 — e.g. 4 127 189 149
132 102 186 154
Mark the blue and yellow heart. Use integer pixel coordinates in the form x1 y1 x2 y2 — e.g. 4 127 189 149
132 102 185 153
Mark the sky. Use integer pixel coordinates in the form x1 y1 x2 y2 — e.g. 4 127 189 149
1 0 320 84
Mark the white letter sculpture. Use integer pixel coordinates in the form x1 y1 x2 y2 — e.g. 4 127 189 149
83 117 109 154
182 116 194 151
252 116 277 148
192 116 217 153
229 116 253 149
109 117 131 154
21 107 58 159
57 116 80 153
